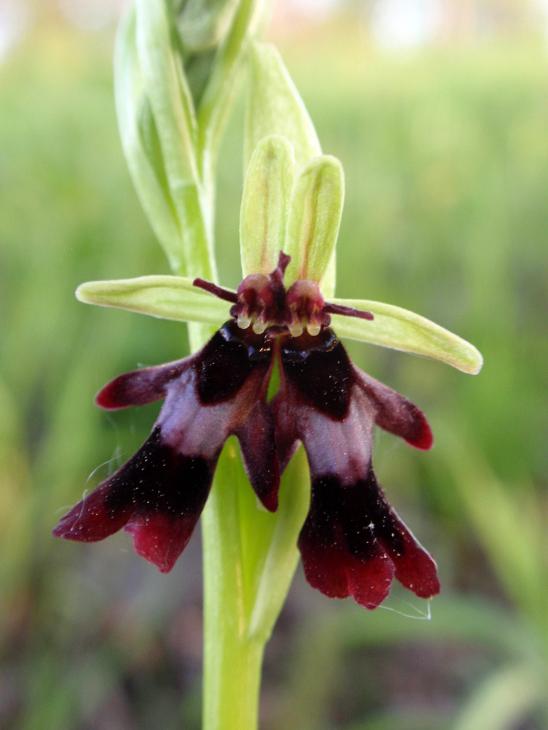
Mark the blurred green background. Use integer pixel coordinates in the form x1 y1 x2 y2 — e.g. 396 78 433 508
0 1 546 729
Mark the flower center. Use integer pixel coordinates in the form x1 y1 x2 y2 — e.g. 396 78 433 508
232 272 328 337
193 251 374 339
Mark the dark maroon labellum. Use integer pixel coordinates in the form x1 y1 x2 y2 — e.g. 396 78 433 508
280 329 353 420
54 253 439 608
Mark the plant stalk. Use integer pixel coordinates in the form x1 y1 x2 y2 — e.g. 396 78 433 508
187 296 269 730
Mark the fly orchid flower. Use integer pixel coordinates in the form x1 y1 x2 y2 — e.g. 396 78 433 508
54 135 482 610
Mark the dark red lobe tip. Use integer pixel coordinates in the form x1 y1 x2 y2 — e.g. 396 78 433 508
96 378 129 410
95 360 190 410
405 411 434 450
125 513 197 574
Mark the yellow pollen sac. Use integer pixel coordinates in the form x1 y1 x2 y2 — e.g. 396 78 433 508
288 321 304 338
237 315 251 330
306 322 321 337
252 319 267 335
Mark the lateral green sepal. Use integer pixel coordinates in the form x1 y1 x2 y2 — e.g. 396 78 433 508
76 276 229 325
331 298 483 374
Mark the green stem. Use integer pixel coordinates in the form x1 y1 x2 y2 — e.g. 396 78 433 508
203 613 264 730
171 4 291 727
201 448 265 730
188 323 269 730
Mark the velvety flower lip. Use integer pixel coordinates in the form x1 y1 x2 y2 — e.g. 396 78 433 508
53 321 279 571
55 252 439 608
273 325 438 609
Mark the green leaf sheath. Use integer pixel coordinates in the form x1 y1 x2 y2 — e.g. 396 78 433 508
284 155 344 287
135 0 214 279
116 3 215 280
197 0 265 177
135 0 199 183
240 135 296 276
115 9 184 271
331 297 483 374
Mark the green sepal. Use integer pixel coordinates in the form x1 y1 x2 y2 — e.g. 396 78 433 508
135 0 199 184
331 297 483 374
245 43 321 169
240 136 296 276
284 155 344 287
76 276 229 325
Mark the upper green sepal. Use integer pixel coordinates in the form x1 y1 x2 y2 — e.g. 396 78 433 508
76 276 229 326
331 297 483 374
284 155 344 288
240 135 296 276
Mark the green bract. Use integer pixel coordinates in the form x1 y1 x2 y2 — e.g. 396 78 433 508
116 2 211 278
115 0 265 282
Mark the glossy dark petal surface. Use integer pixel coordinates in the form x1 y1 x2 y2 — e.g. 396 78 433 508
236 401 280 511
276 330 439 606
299 476 394 608
280 329 354 420
53 427 212 571
299 470 439 608
54 322 278 571
195 322 272 405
